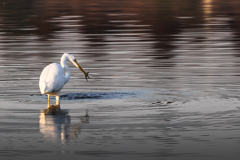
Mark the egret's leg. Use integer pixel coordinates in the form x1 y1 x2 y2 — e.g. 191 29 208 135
47 94 50 108
55 92 60 108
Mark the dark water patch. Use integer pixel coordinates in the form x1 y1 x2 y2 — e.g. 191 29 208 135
0 108 38 113
0 149 52 157
75 150 134 157
59 91 137 100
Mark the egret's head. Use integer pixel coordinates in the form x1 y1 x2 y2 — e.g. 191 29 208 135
67 54 78 68
64 53 90 81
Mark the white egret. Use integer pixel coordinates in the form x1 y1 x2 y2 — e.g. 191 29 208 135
39 53 89 108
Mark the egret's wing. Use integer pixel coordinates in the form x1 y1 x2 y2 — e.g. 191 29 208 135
39 63 65 94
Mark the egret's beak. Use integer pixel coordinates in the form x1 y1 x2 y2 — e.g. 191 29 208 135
74 59 90 81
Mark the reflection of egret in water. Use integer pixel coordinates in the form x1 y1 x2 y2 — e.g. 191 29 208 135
39 111 89 144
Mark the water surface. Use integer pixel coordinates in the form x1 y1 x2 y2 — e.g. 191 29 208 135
1 0 240 159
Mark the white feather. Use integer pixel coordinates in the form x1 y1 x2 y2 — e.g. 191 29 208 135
39 63 65 94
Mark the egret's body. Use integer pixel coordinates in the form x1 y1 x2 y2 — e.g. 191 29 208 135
39 53 89 108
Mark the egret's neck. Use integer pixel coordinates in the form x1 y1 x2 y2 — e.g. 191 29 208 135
61 55 70 84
